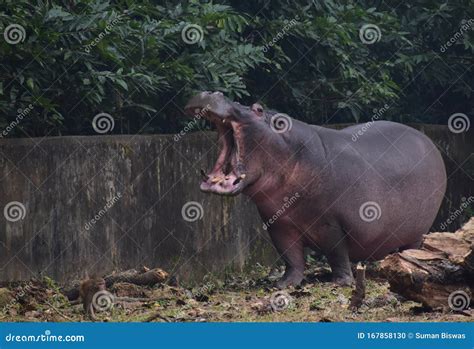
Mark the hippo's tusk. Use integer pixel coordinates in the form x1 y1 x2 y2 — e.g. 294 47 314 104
200 169 209 181
232 177 242 185
232 174 246 185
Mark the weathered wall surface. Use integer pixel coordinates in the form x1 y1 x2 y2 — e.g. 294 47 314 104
412 124 473 230
0 133 277 284
0 124 472 284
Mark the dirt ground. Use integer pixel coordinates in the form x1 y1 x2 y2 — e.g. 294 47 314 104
1 260 472 323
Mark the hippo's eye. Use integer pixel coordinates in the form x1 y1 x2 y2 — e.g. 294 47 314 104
257 107 263 113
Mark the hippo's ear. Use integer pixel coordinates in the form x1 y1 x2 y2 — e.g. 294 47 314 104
251 103 264 118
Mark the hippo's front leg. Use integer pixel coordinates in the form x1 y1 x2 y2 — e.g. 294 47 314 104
268 225 305 289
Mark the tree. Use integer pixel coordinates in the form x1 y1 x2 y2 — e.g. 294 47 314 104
0 0 472 137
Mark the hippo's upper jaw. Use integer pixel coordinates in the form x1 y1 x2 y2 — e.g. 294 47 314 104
184 91 249 196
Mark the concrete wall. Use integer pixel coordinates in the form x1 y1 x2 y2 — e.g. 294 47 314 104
0 124 472 284
412 124 473 231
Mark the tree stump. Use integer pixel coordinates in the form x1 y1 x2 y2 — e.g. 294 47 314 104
350 263 366 310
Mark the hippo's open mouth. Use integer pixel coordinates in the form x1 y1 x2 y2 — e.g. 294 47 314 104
184 92 247 196
198 113 247 196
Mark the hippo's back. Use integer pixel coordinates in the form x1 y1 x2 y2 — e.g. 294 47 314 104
338 121 446 187
318 121 447 260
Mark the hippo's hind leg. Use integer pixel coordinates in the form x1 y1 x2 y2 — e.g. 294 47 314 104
326 243 354 286
316 224 354 286
268 225 305 289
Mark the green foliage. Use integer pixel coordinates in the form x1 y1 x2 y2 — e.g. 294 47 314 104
0 0 472 137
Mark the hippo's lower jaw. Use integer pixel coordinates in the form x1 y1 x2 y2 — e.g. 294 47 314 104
200 179 244 196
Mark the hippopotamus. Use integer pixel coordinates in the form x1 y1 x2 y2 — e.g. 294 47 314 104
184 91 447 288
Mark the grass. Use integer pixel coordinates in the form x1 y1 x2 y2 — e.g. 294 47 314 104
0 261 472 322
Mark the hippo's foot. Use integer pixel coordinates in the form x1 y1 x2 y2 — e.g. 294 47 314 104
275 270 304 289
331 274 354 286
327 243 354 286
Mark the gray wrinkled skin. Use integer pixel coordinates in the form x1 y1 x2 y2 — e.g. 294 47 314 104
185 92 447 288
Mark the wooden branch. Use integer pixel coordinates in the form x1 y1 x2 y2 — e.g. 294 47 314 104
115 297 162 302
143 312 170 322
45 300 72 321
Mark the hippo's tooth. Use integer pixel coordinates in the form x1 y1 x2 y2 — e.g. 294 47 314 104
240 174 246 179
222 119 226 124
211 176 223 183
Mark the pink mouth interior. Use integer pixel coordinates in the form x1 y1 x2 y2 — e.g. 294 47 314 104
200 114 246 195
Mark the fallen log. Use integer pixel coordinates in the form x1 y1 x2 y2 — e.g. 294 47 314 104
62 267 169 301
380 218 474 311
104 268 168 287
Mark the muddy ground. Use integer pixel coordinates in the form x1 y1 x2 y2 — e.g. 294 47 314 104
0 260 472 323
